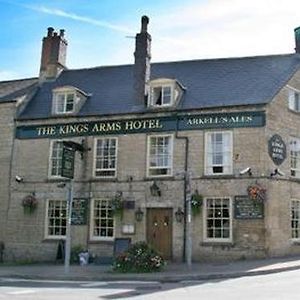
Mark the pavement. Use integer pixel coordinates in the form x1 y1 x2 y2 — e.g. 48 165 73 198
1 256 300 282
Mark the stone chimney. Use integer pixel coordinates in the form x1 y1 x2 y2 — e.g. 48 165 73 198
39 27 68 81
134 16 151 105
295 26 300 53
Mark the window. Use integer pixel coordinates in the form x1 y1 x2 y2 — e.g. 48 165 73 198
50 141 63 177
204 197 232 242
205 131 233 175
290 137 300 178
151 85 172 106
147 135 173 176
94 138 117 177
90 199 114 240
289 89 300 112
55 92 75 113
291 199 300 240
45 200 67 239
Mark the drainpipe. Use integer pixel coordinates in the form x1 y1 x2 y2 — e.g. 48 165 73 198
175 128 189 263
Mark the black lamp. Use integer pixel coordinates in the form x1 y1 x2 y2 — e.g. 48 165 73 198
150 181 161 197
175 207 185 223
135 207 144 222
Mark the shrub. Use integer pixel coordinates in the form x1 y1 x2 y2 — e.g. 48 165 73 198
113 241 165 273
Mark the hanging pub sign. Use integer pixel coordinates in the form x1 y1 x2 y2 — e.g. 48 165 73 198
268 134 286 165
61 146 75 179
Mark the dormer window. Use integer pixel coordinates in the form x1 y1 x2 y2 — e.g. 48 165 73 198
288 87 300 112
55 92 75 113
52 86 89 115
148 78 184 108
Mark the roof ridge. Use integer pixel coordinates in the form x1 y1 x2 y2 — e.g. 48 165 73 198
0 77 38 84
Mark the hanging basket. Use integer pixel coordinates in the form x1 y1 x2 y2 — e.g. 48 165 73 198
191 190 203 216
247 184 266 203
22 195 38 214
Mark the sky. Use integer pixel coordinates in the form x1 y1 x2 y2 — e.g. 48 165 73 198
1 0 300 81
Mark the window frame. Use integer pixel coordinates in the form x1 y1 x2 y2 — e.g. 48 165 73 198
54 91 76 114
44 199 67 240
203 197 233 243
290 136 300 178
150 84 174 107
291 199 300 241
204 131 233 176
288 87 300 112
147 134 173 178
49 140 64 178
89 198 115 241
93 137 118 178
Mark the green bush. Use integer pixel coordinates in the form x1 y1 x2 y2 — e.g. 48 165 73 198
113 241 165 273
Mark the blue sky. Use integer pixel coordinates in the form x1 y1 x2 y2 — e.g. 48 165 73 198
1 0 300 81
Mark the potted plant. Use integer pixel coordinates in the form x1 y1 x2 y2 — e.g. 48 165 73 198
191 190 203 215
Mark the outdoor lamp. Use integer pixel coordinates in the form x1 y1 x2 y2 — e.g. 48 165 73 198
175 207 185 223
135 208 144 222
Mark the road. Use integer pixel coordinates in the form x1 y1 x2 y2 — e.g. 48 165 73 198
0 269 299 299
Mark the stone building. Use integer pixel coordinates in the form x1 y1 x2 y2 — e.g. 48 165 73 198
1 17 300 263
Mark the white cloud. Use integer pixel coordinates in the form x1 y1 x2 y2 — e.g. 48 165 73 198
0 70 21 81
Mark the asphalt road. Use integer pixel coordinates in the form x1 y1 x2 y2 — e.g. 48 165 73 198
1 269 300 299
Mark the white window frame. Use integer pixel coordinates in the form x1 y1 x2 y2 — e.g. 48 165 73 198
147 134 173 177
204 131 233 176
54 91 76 114
150 84 174 107
93 137 118 178
90 198 115 241
44 199 67 240
203 197 232 243
49 140 64 178
290 137 300 178
291 199 300 241
288 88 300 112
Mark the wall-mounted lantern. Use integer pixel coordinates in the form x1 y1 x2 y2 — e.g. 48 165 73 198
175 207 185 223
135 207 144 222
150 181 161 197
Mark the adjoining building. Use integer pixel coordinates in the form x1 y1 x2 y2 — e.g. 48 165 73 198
1 17 300 262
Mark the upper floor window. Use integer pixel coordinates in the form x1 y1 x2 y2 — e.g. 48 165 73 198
94 138 118 178
290 137 300 178
147 135 173 177
288 88 300 112
50 140 63 177
55 92 75 113
52 86 88 115
205 131 233 175
148 78 184 108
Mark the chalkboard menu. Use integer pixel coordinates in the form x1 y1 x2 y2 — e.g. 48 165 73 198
234 195 264 219
71 198 88 225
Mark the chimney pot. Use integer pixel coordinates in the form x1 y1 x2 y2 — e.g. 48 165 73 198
141 15 149 33
295 26 300 53
59 29 65 37
47 27 54 37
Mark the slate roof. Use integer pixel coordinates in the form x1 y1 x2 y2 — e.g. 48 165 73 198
0 78 38 103
17 53 300 120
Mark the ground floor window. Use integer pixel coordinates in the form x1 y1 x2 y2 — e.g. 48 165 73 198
291 199 300 239
46 200 67 239
90 199 114 240
203 197 232 242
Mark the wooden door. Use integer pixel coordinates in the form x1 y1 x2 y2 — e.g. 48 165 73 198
146 208 172 260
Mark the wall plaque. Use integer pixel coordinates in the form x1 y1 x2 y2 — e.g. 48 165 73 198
71 198 88 225
268 134 286 165
234 195 264 219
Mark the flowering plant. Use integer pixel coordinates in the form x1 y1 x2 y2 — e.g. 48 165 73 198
191 190 203 215
111 191 124 217
113 241 165 273
22 194 37 213
247 184 266 202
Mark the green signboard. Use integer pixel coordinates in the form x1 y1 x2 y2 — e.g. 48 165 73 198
71 198 88 225
61 146 75 179
15 111 266 139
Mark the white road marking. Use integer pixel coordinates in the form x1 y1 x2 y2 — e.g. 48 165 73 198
8 289 36 295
